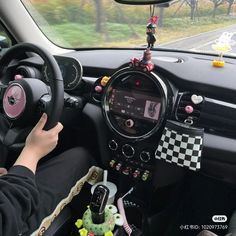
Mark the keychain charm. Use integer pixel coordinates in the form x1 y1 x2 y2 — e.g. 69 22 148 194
146 6 158 48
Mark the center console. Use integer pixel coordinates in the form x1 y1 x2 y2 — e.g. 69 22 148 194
84 67 187 236
101 68 171 182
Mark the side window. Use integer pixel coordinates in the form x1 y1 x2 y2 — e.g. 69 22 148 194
0 23 12 49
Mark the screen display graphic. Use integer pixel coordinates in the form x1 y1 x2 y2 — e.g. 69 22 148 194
109 89 161 122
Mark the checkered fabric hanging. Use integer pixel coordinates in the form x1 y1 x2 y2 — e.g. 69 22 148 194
155 120 204 171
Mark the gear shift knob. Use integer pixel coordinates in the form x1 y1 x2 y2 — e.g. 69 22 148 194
90 184 109 224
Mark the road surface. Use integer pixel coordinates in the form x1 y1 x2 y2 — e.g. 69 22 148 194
159 24 236 54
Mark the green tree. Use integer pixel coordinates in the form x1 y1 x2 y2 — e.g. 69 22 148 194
186 0 198 20
210 0 225 18
173 0 198 20
158 7 165 27
94 0 104 33
226 0 235 15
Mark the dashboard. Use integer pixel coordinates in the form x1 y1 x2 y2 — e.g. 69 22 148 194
2 48 236 185
76 49 236 185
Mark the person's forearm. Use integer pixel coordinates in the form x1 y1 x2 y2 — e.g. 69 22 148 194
13 147 40 174
0 165 39 236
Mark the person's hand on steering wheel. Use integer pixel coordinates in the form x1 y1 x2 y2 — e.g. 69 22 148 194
14 113 63 173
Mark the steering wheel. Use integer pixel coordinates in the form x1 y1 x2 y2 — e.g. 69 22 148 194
0 43 64 149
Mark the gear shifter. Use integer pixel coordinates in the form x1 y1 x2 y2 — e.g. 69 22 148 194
90 184 109 224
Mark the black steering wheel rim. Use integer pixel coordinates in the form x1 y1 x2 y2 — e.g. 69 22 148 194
0 42 64 148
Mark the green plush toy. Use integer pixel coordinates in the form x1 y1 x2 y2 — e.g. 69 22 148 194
75 205 123 236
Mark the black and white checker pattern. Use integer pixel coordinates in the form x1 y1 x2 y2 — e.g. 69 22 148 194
155 126 203 171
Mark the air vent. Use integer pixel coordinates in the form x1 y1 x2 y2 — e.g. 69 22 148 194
175 92 204 125
153 56 184 63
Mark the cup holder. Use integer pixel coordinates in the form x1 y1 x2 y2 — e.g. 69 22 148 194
69 189 146 236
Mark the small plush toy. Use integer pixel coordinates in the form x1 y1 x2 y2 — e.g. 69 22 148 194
212 32 233 67
146 16 158 48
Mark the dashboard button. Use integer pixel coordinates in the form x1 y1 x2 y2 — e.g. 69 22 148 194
108 140 118 151
115 163 122 171
133 169 141 179
109 159 116 168
122 166 132 175
142 170 150 181
122 144 135 158
125 119 134 128
140 151 151 162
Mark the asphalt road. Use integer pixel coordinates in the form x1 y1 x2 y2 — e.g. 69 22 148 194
159 24 236 54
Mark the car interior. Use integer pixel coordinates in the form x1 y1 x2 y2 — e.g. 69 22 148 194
0 0 236 236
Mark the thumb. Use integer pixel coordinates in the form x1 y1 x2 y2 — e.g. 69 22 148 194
34 113 47 130
50 122 64 134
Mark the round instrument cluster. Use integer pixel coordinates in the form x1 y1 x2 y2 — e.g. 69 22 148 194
42 56 82 91
102 68 168 140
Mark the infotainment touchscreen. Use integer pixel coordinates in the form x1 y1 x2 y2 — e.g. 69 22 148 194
109 89 161 121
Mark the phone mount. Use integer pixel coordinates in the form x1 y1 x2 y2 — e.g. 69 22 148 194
75 184 123 236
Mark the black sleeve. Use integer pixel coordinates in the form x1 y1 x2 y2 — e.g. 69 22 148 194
0 165 39 236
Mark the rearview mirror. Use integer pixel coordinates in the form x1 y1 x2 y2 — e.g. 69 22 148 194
114 0 173 5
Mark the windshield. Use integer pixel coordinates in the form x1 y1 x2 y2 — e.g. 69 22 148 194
22 0 236 56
